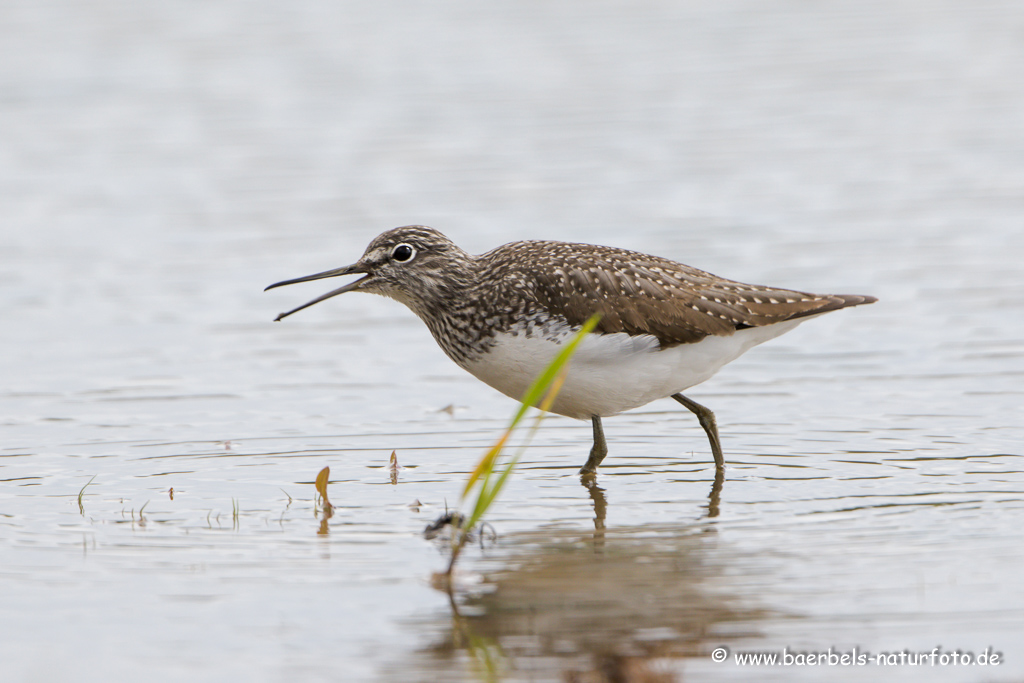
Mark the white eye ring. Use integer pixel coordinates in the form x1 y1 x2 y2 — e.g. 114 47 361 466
391 243 416 263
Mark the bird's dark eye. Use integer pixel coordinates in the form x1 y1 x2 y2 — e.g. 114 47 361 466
391 244 416 262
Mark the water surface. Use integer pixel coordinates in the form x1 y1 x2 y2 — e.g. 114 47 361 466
2 1 1024 681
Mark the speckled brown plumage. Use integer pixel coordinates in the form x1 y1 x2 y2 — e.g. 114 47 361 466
484 238 874 348
270 226 874 363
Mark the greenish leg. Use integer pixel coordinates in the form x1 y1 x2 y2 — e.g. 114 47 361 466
579 416 608 475
672 393 725 470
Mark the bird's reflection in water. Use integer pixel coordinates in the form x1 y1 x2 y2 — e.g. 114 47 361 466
581 477 607 551
582 467 725 544
395 480 767 683
706 468 724 519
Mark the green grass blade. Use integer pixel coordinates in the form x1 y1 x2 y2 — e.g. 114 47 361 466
458 314 601 527
77 474 97 516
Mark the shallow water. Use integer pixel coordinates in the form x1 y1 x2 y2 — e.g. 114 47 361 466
3 1 1024 681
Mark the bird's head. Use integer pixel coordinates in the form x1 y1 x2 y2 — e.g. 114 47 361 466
266 226 472 320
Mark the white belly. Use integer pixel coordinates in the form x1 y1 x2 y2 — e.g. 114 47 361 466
460 321 804 419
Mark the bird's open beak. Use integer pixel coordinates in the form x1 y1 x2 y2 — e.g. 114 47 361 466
265 263 371 321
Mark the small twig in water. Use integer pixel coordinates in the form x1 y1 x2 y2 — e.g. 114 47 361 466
77 475 97 515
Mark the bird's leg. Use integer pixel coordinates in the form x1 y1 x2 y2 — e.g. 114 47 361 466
672 393 725 470
579 416 608 476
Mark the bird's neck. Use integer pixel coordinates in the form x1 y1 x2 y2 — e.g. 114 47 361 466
402 256 498 366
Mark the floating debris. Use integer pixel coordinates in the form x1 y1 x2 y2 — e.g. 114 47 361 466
423 512 467 540
424 512 497 549
315 466 332 512
388 450 400 485
314 466 333 535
